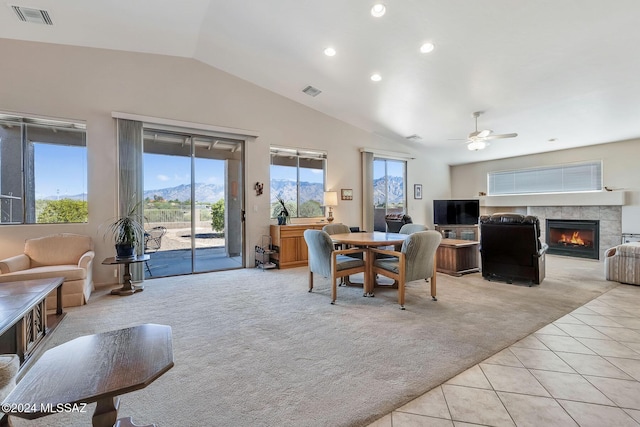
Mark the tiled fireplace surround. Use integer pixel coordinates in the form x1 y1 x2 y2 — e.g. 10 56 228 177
484 205 621 260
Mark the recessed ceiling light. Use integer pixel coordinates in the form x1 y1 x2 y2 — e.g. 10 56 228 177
548 138 558 143
370 73 382 82
371 4 386 17
324 47 336 57
420 42 435 53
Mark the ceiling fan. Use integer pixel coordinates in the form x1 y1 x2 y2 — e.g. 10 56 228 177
461 111 518 151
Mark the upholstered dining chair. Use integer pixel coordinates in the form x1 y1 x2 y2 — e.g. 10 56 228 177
398 223 428 234
322 223 357 285
370 230 442 310
303 229 366 304
322 223 351 236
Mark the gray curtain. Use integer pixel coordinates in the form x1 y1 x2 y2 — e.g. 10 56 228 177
117 119 144 282
361 151 374 232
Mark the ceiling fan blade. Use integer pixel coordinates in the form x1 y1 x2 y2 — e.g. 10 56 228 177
477 129 492 138
483 132 518 140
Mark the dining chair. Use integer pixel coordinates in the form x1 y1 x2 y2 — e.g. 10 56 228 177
303 229 366 304
370 230 442 310
398 223 428 234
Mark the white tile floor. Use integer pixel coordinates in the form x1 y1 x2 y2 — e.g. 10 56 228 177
368 284 640 426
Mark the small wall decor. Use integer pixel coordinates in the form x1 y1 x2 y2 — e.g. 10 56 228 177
341 189 353 200
254 182 264 196
414 184 422 200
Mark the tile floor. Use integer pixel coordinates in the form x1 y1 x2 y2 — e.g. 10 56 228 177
368 283 640 426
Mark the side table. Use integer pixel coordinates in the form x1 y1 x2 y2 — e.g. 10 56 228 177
102 255 150 295
436 239 480 276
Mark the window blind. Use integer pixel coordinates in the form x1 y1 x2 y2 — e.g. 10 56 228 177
488 161 602 195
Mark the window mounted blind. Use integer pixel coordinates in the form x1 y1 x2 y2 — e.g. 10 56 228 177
488 161 602 195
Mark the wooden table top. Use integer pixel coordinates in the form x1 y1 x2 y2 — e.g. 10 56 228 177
3 323 174 420
0 277 64 336
330 232 408 246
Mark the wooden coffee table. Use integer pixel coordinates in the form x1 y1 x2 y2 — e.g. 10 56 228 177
0 277 65 369
1 323 173 427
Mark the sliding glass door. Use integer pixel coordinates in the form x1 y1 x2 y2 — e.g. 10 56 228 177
142 129 243 278
372 158 406 231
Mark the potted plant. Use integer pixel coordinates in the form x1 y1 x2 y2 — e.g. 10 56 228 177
103 201 146 260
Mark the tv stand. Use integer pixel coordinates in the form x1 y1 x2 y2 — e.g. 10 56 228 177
435 224 478 241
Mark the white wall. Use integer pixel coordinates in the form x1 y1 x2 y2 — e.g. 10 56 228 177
0 38 448 285
449 138 640 233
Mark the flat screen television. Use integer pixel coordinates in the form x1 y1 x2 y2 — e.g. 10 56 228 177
433 199 480 225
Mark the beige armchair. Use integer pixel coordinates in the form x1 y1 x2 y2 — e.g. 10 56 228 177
0 233 95 309
605 242 640 285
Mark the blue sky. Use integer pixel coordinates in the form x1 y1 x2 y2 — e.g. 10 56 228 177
34 144 86 198
143 153 225 190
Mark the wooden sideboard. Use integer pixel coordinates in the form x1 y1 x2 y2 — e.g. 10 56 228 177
270 224 325 269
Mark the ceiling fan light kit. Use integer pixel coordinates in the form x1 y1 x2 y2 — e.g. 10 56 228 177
461 111 518 151
467 140 487 151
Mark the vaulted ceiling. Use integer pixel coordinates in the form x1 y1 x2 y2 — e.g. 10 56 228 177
2 0 640 164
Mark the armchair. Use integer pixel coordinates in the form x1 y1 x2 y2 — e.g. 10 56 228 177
479 213 548 285
0 233 95 309
370 231 442 309
303 229 366 304
605 242 640 285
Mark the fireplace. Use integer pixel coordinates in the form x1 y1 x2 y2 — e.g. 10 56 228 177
545 219 599 259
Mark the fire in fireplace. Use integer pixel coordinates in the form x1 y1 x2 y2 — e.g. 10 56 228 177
545 219 600 259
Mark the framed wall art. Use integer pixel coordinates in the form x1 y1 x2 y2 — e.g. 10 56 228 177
341 189 353 200
414 184 422 200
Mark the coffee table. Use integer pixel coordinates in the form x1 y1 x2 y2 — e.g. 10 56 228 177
1 323 173 427
0 277 65 368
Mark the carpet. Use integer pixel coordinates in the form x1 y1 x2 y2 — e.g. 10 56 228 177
11 255 618 427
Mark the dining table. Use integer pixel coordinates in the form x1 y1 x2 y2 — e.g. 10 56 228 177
329 231 409 296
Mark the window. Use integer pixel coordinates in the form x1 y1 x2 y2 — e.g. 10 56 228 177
488 161 602 196
0 113 87 224
270 147 326 218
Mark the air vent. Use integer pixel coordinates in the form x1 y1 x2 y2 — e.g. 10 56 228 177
405 134 422 142
11 6 53 25
302 85 322 97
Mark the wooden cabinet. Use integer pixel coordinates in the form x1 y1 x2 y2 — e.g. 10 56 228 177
436 238 480 276
270 224 325 269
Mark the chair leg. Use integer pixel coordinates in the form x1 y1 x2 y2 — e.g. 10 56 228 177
430 273 437 301
145 260 152 277
331 277 337 304
308 271 314 292
398 280 405 310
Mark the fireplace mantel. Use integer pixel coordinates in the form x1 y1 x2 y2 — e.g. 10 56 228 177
480 191 626 208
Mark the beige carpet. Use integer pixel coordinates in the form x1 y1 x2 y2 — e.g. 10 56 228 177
12 255 618 427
